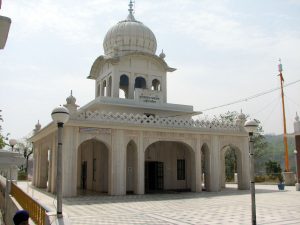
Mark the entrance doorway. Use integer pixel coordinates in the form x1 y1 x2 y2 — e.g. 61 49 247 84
81 161 87 190
145 161 164 193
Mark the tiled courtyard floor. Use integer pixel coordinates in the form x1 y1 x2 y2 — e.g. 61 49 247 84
17 182 300 225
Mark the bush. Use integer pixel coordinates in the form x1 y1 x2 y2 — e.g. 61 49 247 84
255 176 266 183
265 160 283 183
18 171 27 180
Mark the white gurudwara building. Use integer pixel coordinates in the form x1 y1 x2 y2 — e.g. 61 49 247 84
30 3 250 197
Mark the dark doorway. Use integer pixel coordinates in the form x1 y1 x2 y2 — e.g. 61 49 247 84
81 161 87 190
145 161 164 193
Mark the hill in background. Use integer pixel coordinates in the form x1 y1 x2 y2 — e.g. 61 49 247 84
257 134 296 173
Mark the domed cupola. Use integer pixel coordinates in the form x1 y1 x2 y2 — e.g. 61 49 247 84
103 1 157 57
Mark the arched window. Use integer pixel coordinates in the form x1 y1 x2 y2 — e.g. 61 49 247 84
151 79 161 91
134 77 146 89
102 80 107 96
97 83 100 97
119 74 129 98
108 76 112 97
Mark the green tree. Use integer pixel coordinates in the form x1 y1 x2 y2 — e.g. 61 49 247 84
225 146 237 181
213 111 268 173
0 110 9 149
15 137 33 174
265 160 283 182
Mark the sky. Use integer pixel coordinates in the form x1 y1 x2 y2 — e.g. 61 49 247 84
0 0 300 140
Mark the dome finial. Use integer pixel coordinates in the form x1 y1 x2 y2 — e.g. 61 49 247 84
127 0 136 21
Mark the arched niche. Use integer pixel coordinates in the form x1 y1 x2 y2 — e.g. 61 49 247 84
151 79 161 91
220 144 242 190
119 74 129 98
77 139 110 194
134 76 146 89
144 141 195 193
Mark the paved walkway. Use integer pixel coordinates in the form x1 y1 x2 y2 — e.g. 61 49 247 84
17 182 300 225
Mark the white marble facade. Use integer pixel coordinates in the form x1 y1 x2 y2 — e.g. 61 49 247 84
30 3 250 197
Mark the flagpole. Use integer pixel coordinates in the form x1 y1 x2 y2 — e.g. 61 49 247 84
278 59 290 172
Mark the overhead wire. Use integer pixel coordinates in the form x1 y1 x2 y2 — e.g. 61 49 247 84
252 93 281 116
200 78 300 112
284 94 300 109
258 97 282 130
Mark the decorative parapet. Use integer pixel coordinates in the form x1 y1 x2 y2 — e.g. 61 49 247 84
74 111 241 133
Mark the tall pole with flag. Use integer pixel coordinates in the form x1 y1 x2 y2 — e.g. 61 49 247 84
278 59 290 172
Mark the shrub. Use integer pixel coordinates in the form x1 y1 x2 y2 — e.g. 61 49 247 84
18 171 27 180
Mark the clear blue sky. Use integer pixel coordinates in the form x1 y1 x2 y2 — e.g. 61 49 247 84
1 0 300 140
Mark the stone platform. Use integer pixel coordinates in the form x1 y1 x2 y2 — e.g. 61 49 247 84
16 182 300 225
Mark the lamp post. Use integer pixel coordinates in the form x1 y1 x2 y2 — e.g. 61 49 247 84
51 106 70 218
9 139 17 151
294 150 299 189
244 119 258 225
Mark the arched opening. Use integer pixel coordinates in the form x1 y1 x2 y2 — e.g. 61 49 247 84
119 74 129 98
134 77 146 89
77 139 109 194
151 79 161 91
37 147 49 189
97 83 100 97
144 141 194 193
220 145 242 189
102 80 107 97
201 143 210 191
126 140 138 194
107 76 112 97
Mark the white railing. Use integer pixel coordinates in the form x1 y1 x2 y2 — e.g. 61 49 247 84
75 111 241 132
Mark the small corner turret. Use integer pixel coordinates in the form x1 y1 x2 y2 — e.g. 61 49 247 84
64 90 79 114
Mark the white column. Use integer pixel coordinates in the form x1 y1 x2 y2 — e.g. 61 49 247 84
36 143 42 187
220 151 226 188
112 72 119 98
239 137 250 190
32 143 37 186
51 135 57 193
47 147 52 192
110 129 126 195
194 138 202 192
128 76 134 99
40 145 48 188
209 136 221 192
136 131 145 194
162 73 167 103
62 127 78 197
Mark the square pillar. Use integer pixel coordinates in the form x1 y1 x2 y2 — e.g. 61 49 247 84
62 127 78 197
136 131 145 194
239 137 250 190
32 143 38 186
110 130 126 195
50 135 57 193
194 138 202 192
209 136 221 192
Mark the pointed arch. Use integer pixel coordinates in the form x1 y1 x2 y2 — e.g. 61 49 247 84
151 79 161 91
107 76 112 97
119 74 129 98
220 144 242 190
77 139 110 194
144 141 195 193
134 76 146 89
102 80 107 96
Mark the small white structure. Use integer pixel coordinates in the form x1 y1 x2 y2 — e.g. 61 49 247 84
0 150 25 180
0 1 12 49
30 3 251 197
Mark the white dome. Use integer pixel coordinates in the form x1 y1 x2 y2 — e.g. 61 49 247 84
103 13 157 57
